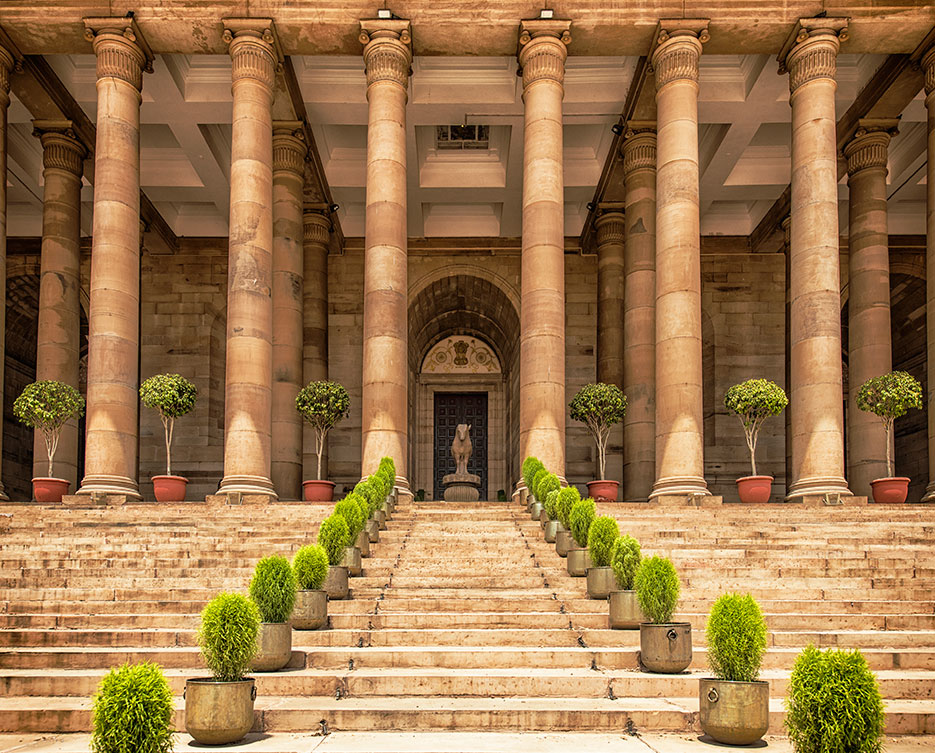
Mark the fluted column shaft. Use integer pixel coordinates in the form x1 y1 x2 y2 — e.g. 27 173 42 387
303 210 330 480
33 124 86 489
650 25 709 498
781 21 851 499
218 21 277 497
845 122 896 495
0 47 13 500
79 21 150 499
518 20 571 480
359 21 412 483
622 125 657 502
922 50 935 501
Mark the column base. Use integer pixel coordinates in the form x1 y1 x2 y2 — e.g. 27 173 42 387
218 474 278 499
512 480 527 505
648 475 708 499
786 475 852 502
77 474 142 501
921 481 935 502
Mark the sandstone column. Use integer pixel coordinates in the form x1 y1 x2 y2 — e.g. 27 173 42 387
780 19 851 499
78 19 152 500
782 215 793 496
845 120 898 497
922 49 935 501
0 45 14 500
32 122 86 491
358 19 412 484
218 19 278 498
622 123 657 502
303 209 330 480
270 122 306 499
649 22 709 499
517 18 571 481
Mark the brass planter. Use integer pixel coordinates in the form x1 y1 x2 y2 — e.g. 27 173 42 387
544 519 563 543
366 518 380 543
699 678 770 745
343 546 362 575
184 678 255 745
639 622 692 673
530 502 543 520
555 529 573 557
355 530 371 558
539 509 548 527
586 566 615 599
609 590 644 629
251 622 292 672
292 589 328 630
566 547 588 576
324 565 349 600
375 509 387 529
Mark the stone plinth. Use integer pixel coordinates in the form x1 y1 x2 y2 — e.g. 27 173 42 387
443 473 481 502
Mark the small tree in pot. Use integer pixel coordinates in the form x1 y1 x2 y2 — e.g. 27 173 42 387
569 383 627 502
92 662 174 753
857 370 923 503
139 373 197 502
292 544 330 630
586 516 619 599
554 486 581 557
186 592 260 745
13 380 84 503
535 473 560 525
318 513 351 600
296 380 350 502
567 497 596 577
249 556 297 672
608 534 643 629
543 489 561 543
700 593 769 745
336 494 367 572
635 555 691 673
724 378 787 503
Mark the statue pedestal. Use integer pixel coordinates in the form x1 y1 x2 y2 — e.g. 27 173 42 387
443 473 481 502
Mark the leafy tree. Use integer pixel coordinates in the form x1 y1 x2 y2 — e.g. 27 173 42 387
13 380 85 477
857 370 923 478
569 383 627 480
296 381 351 480
723 379 788 476
139 373 197 476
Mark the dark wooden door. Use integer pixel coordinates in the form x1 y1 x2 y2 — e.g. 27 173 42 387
433 392 488 500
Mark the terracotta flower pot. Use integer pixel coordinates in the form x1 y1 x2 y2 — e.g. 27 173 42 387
735 475 772 503
303 479 335 502
31 477 69 504
587 479 619 502
152 475 188 503
870 477 910 504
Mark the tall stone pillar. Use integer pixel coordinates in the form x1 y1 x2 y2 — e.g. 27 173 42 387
621 123 657 502
270 122 306 499
921 49 935 501
32 122 86 490
845 120 898 497
782 215 793 497
218 19 279 498
302 209 330 481
517 18 571 481
595 209 624 493
779 19 851 499
649 21 709 499
358 19 412 484
78 19 152 500
0 45 14 500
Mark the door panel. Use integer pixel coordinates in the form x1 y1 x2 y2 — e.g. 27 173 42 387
433 392 488 500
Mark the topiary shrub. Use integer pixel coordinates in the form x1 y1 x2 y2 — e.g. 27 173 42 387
544 489 560 521
556 486 581 529
635 556 680 624
537 473 560 504
335 495 365 539
569 382 627 480
91 662 174 753
724 378 788 477
531 467 549 503
13 380 85 477
522 456 543 493
569 497 596 548
292 544 329 591
139 373 197 477
318 514 350 566
197 593 260 682
249 556 297 624
785 645 885 753
587 515 620 567
610 534 641 591
857 370 924 478
296 380 350 480
706 593 768 683
355 481 381 517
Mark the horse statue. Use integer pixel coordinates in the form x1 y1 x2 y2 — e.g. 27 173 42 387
451 423 473 476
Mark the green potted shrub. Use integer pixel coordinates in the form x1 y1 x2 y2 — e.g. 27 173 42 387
318 513 350 599
380 456 398 511
335 494 366 573
635 555 691 673
295 380 350 502
786 645 884 752
292 544 330 630
92 662 173 753
535 473 560 526
569 382 627 502
586 516 619 599
529 466 549 518
138 373 197 502
355 479 382 543
566 497 596 577
723 378 788 503
13 380 84 503
543 489 561 543
857 370 924 503
700 593 769 744
521 456 543 506
249 555 297 672
186 592 260 745
608 534 644 629
554 486 581 557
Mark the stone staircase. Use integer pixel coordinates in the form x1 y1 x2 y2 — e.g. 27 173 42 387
0 499 934 739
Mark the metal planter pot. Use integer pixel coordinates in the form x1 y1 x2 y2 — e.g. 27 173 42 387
185 678 255 745
530 502 543 520
544 519 563 543
608 590 644 629
324 565 349 599
355 531 371 558
555 529 573 557
343 546 362 576
639 622 692 673
366 518 380 543
539 509 548 527
586 566 615 599
699 678 770 745
566 547 588 576
375 509 387 529
292 589 328 630
251 622 292 672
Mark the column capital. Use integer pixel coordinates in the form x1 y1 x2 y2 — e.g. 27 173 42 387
273 121 307 176
32 120 87 176
650 20 708 89
595 210 625 247
921 46 935 101
223 18 281 91
844 118 899 177
620 122 657 177
303 208 332 247
517 18 571 90
359 18 412 91
84 17 154 91
0 46 13 108
778 18 848 93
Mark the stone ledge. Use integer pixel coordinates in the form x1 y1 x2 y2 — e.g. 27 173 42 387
649 493 722 507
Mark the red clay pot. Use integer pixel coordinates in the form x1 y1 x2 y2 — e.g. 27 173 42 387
303 480 335 502
587 479 619 502
736 475 773 503
152 475 188 503
870 477 910 504
32 477 69 504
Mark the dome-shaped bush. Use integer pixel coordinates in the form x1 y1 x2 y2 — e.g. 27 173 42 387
292 544 329 591
706 593 768 682
318 514 350 566
569 497 596 548
587 515 619 567
556 486 581 529
335 495 365 538
91 662 173 753
531 468 549 502
197 592 260 682
544 489 560 521
537 473 560 504
522 456 543 492
249 555 297 624
635 556 680 624
610 534 641 591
